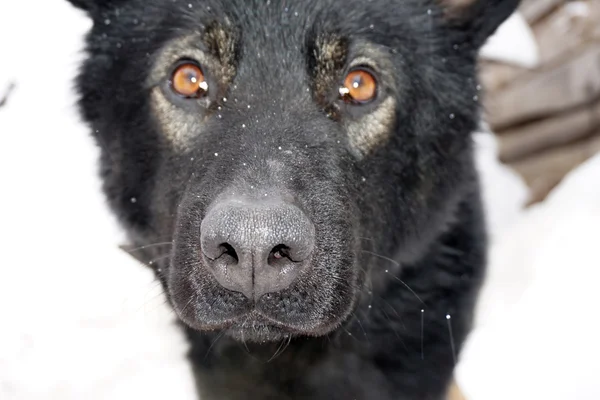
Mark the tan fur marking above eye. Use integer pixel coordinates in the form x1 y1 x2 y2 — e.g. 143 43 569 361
439 0 478 20
441 0 476 6
204 21 237 84
313 35 347 99
346 96 396 157
149 33 236 88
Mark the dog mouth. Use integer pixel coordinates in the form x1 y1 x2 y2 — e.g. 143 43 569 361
223 311 310 342
176 304 329 342
168 248 358 342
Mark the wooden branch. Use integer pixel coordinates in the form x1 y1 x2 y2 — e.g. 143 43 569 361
485 42 600 130
520 0 565 24
478 61 527 93
481 1 600 97
510 132 600 203
480 1 600 95
498 100 600 162
524 174 564 206
533 0 600 65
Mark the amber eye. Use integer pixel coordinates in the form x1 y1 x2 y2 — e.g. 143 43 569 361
340 68 377 104
171 62 208 98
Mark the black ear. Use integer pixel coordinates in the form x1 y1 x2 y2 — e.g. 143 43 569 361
65 0 122 15
440 0 521 48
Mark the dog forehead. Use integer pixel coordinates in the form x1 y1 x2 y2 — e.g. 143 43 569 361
174 0 403 40
202 1 398 71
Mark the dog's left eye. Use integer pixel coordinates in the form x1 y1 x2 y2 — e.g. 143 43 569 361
171 62 209 98
339 68 377 104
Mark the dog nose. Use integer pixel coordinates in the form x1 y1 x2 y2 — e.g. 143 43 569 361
200 198 315 300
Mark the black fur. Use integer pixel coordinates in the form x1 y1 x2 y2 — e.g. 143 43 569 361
67 0 518 398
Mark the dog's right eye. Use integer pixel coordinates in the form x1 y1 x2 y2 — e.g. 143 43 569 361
171 62 209 98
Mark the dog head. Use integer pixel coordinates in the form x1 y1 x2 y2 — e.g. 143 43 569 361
68 0 518 342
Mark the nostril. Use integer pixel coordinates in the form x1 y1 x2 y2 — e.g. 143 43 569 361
218 243 239 264
268 244 293 266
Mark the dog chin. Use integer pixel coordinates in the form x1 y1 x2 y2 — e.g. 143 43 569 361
226 322 294 343
184 310 332 343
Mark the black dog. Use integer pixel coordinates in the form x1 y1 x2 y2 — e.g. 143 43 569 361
66 0 518 398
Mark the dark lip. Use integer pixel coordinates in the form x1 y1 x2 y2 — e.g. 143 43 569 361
180 306 346 342
230 313 294 331
225 311 309 342
178 307 307 335
228 310 302 332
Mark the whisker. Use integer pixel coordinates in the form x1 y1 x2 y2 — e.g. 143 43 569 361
446 314 457 365
377 297 407 330
241 315 251 354
378 296 401 319
267 336 288 363
348 310 370 345
362 250 400 267
377 296 408 333
204 330 226 360
388 275 426 306
148 253 172 266
281 335 293 358
134 287 168 315
358 265 374 309
362 250 426 306
355 315 369 345
381 307 408 351
125 242 173 253
421 309 425 360
179 295 197 316
341 324 358 341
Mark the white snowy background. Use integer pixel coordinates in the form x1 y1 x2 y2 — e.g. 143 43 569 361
0 2 599 399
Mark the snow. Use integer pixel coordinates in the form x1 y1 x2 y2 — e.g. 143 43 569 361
458 154 600 400
0 2 195 399
480 12 540 68
1 2 598 399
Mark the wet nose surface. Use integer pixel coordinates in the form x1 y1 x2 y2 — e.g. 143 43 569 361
200 198 315 300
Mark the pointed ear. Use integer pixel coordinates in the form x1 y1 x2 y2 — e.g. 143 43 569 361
440 0 521 48
65 0 121 15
